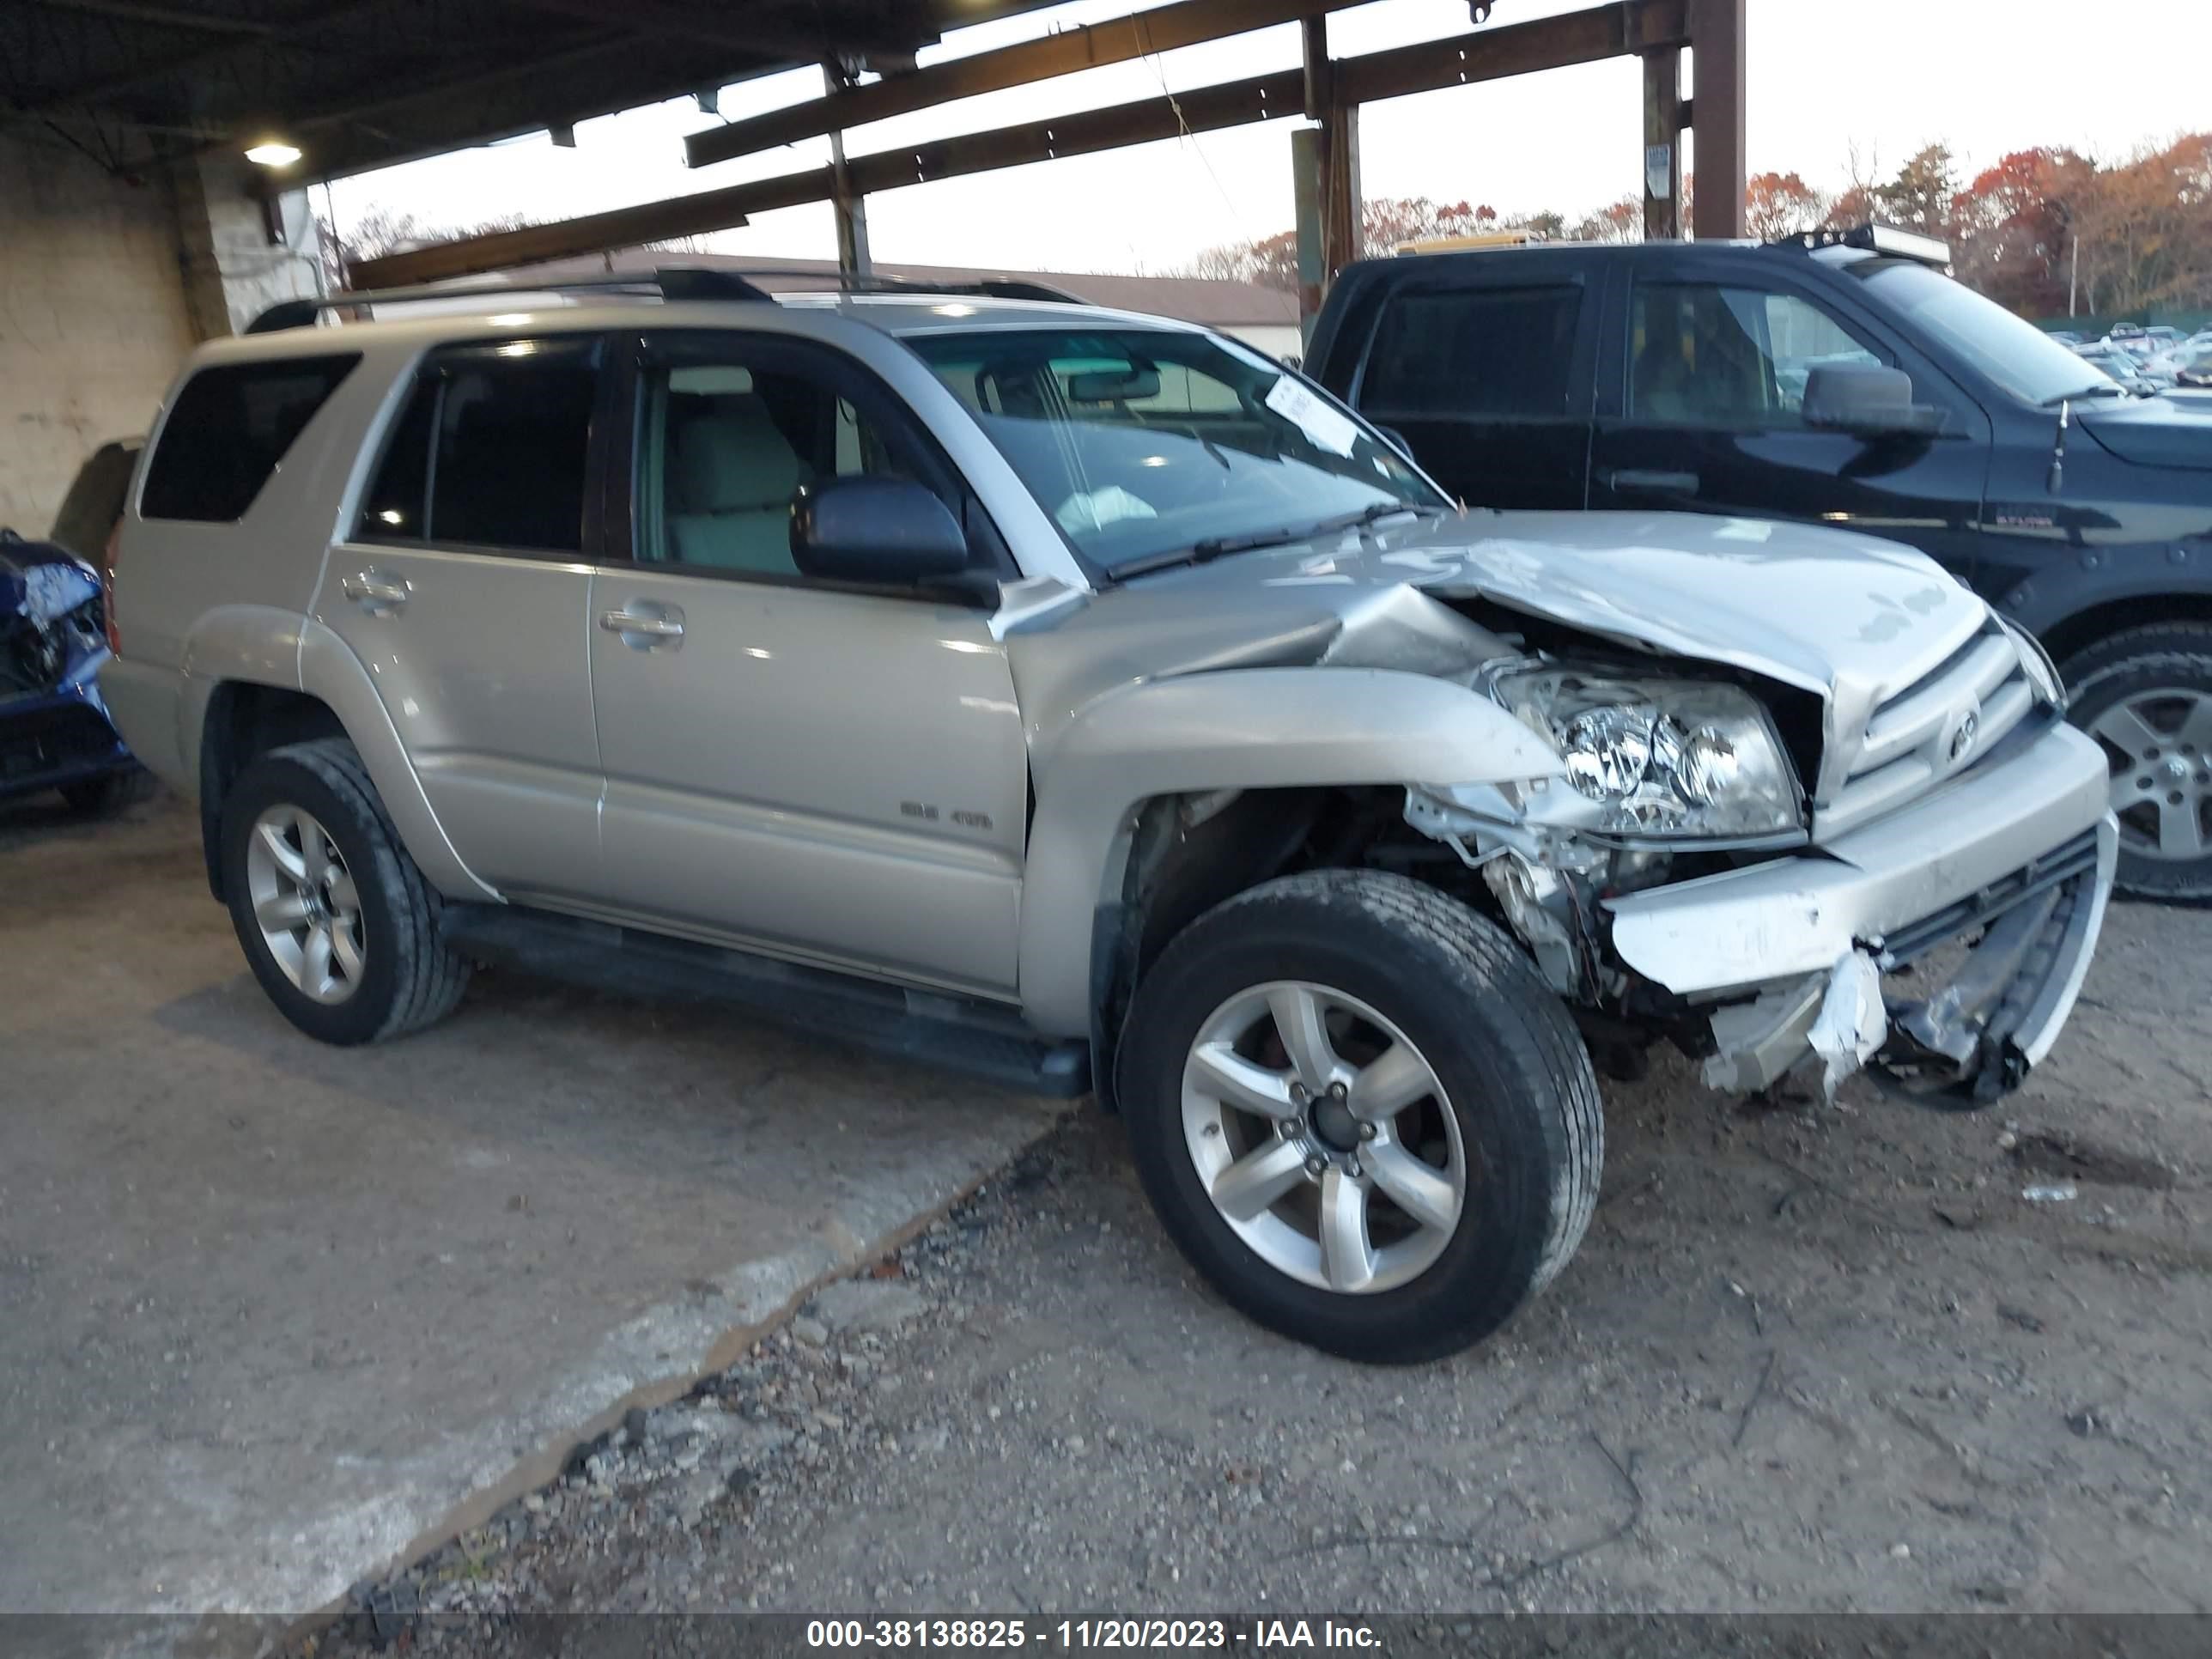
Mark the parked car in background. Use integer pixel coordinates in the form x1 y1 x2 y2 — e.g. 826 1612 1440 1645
1309 224 2212 900
2077 344 2163 392
2175 348 2212 389
100 270 2115 1361
1 441 148 813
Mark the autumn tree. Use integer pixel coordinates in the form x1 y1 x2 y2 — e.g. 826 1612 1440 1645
1742 171 1827 240
1871 143 1960 238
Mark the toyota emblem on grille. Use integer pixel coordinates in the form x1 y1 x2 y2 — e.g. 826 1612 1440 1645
1947 704 1980 764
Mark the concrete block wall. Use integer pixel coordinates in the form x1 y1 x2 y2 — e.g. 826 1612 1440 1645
0 133 199 538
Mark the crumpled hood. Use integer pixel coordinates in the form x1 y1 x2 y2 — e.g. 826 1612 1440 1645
1008 508 1994 770
1152 507 1990 702
2075 394 2212 472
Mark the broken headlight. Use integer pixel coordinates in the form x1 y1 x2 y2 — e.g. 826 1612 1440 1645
1488 666 1802 838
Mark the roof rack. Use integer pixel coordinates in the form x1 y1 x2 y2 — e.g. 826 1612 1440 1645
244 265 773 334
1766 222 1953 270
722 267 1091 305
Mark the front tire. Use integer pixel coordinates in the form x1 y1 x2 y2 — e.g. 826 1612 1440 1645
1118 870 1602 1364
2062 623 2212 902
219 738 470 1045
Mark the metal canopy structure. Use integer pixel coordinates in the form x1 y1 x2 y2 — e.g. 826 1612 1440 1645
0 0 1059 181
343 0 1746 330
4 0 1747 329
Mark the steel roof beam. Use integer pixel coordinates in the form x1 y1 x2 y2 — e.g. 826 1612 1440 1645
684 0 1366 171
352 0 1691 290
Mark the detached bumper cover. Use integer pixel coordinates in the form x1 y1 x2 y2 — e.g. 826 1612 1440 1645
1607 717 2116 1100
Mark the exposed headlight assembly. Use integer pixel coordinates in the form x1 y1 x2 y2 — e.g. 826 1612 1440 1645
1487 665 1803 839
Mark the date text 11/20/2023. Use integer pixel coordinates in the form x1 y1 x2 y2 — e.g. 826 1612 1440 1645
805 1618 1382 1650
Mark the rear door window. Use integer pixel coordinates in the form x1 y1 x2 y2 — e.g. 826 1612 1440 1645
141 355 360 522
356 338 602 554
1358 286 1582 418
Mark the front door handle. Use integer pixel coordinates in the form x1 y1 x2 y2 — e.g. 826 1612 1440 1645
599 605 685 648
340 568 410 613
1604 468 1701 495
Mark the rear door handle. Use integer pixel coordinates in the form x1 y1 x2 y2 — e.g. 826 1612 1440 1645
1603 468 1700 495
599 605 685 648
340 568 410 612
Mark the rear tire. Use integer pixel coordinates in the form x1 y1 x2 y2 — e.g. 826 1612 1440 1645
2062 623 2212 902
1117 869 1602 1364
219 738 469 1045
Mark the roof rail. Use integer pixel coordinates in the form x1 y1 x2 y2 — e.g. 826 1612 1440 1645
1766 222 1953 269
713 266 1091 305
244 265 773 334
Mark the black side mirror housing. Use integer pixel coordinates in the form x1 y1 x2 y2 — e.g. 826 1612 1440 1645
1802 363 1944 437
790 477 981 594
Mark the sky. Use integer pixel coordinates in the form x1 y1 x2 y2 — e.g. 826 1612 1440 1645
325 0 2212 275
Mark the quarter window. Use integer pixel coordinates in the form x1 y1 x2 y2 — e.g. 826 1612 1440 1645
1629 284 1884 425
1360 286 1582 418
357 338 600 552
142 355 360 522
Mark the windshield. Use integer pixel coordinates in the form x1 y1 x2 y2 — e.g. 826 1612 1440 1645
1844 258 2123 405
907 326 1441 575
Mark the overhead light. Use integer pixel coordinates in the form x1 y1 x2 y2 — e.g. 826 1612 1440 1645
245 140 301 167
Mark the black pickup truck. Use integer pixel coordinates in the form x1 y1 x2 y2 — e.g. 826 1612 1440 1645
1307 226 2212 901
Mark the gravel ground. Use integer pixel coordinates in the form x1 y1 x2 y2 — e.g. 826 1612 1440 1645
295 899 2212 1654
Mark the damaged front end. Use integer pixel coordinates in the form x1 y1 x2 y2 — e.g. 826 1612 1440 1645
1405 646 2118 1109
1 531 137 804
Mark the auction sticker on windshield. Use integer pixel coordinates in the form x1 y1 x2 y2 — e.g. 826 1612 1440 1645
1264 374 1360 457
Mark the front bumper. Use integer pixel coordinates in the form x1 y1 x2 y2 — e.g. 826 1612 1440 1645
1606 716 2116 1102
0 684 136 803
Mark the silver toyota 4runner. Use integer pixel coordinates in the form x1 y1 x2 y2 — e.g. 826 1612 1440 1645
102 269 2116 1363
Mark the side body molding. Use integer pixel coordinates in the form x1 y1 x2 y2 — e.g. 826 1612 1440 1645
295 618 502 902
1018 666 1565 1036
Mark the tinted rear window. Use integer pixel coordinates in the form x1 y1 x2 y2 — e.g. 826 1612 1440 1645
356 339 599 553
141 356 360 522
1359 286 1580 418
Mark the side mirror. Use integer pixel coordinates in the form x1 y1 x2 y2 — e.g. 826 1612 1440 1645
790 477 977 591
1802 363 1944 437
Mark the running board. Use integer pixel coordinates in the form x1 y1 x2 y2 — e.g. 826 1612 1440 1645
441 905 1090 1098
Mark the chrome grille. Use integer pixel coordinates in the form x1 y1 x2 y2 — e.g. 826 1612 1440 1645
1821 622 2037 835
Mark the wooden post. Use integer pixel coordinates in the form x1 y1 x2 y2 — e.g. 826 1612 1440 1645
1299 15 1362 295
1641 47 1682 240
1689 0 1746 239
825 64 872 282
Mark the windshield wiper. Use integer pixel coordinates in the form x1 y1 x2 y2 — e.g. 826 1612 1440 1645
1113 501 1442 580
2040 382 2131 406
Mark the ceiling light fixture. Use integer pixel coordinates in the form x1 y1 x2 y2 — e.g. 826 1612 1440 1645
245 140 301 167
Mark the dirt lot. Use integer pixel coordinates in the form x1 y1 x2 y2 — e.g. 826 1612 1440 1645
288 893 2212 1642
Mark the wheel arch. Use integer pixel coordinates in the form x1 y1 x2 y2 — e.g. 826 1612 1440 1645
1016 666 1566 1083
2008 582 2212 674
193 619 498 905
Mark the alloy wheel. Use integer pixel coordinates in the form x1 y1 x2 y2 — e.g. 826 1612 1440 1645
1180 981 1465 1295
244 804 366 1005
2088 689 2212 863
